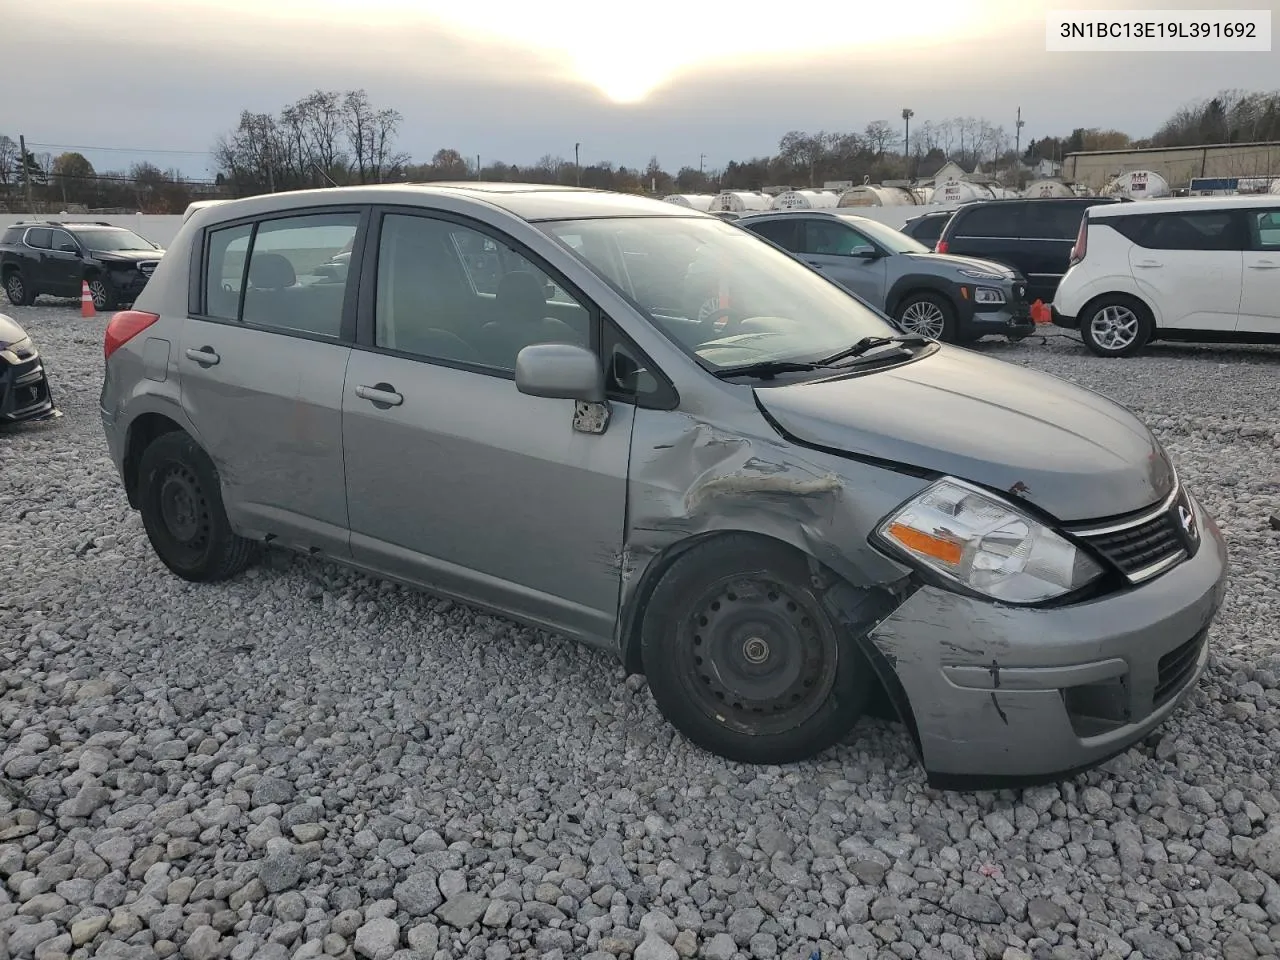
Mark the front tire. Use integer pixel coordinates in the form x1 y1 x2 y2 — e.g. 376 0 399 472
640 535 872 765
1080 295 1153 357
87 277 115 312
137 431 257 582
895 292 957 343
4 270 34 306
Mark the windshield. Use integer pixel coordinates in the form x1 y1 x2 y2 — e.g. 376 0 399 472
76 229 159 252
840 215 931 254
536 216 896 371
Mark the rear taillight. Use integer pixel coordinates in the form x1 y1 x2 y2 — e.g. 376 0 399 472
1069 217 1088 265
934 240 949 254
104 311 159 361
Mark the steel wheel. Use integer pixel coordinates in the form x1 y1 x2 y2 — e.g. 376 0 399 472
88 279 112 311
677 574 838 737
157 463 212 558
1088 304 1140 351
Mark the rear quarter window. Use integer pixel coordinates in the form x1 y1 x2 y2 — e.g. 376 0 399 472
1114 210 1243 251
2 227 24 244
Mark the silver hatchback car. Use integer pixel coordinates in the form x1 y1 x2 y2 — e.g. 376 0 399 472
101 184 1227 787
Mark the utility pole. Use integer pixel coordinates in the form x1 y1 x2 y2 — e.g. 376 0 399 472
476 155 481 180
901 109 914 179
19 134 35 213
1015 107 1026 184
699 153 706 175
575 143 581 186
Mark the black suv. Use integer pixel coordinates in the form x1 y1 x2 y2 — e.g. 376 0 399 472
1 221 164 310
933 197 1122 303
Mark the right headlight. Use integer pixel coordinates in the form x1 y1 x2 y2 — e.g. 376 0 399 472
875 477 1104 604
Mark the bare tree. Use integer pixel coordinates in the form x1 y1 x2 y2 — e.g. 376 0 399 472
0 136 18 196
863 121 893 158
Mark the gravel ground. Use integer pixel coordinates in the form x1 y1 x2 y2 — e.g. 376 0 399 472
2 300 1279 960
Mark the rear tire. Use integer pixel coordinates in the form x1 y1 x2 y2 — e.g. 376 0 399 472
894 292 957 343
4 270 34 306
137 431 257 582
640 535 872 765
1079 295 1153 358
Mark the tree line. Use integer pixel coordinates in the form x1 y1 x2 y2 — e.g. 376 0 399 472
4 87 1279 214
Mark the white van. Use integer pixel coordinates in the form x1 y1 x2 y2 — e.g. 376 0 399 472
1052 195 1280 357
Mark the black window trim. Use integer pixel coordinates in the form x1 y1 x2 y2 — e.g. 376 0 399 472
353 203 679 411
190 204 370 346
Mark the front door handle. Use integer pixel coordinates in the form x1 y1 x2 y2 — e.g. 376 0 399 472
1134 259 1162 268
185 346 219 366
355 383 403 407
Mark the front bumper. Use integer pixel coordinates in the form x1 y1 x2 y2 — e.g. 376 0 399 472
954 282 1036 338
865 494 1228 788
106 268 150 302
0 351 58 424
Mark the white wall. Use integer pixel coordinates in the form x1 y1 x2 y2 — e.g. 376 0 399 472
0 214 186 248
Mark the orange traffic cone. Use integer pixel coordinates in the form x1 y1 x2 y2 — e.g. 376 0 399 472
81 281 96 318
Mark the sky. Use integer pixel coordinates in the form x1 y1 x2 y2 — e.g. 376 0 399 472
9 0 1279 179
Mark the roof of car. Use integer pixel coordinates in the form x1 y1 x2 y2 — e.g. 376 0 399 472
192 183 702 224
10 220 130 229
1085 194 1280 217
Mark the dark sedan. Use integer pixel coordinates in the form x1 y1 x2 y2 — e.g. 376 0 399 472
0 312 59 425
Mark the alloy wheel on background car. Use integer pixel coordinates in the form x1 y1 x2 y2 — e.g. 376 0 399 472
898 300 947 339
1088 304 1141 352
88 279 112 311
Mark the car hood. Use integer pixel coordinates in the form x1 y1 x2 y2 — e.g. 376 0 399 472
0 312 29 349
901 252 1021 278
93 249 164 262
754 347 1174 523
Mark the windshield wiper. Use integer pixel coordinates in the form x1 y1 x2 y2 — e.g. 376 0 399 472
713 359 821 379
816 334 934 365
715 335 933 380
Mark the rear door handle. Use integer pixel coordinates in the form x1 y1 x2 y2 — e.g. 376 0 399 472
1249 260 1279 269
1134 259 1162 268
355 383 403 407
184 346 219 365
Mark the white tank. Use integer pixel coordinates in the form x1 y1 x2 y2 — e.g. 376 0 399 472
1102 170 1170 200
915 186 934 204
836 185 920 207
706 191 772 213
1272 179 1280 195
1069 181 1096 197
930 179 998 204
662 194 717 211
1023 179 1075 199
771 189 840 210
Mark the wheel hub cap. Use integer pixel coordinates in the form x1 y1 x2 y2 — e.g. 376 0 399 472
742 636 770 664
901 302 945 338
1091 305 1139 350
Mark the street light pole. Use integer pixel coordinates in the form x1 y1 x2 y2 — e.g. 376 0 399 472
575 142 581 186
901 108 914 179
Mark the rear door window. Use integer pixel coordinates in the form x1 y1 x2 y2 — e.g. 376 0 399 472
746 218 802 252
24 228 51 250
1023 202 1087 240
1131 210 1244 251
952 204 1021 238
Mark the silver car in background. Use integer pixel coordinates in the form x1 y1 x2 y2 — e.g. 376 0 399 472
100 184 1226 787
736 209 1037 343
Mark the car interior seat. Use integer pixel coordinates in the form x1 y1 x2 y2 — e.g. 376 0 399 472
477 270 580 368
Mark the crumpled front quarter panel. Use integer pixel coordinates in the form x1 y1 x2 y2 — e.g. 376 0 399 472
620 406 926 616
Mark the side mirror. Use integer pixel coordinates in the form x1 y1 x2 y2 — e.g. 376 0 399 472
59 242 79 253
851 246 879 259
515 343 605 404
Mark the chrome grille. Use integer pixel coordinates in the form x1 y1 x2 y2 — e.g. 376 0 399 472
138 260 159 276
1068 482 1196 584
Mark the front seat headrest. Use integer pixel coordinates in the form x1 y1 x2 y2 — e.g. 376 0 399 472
249 253 296 290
